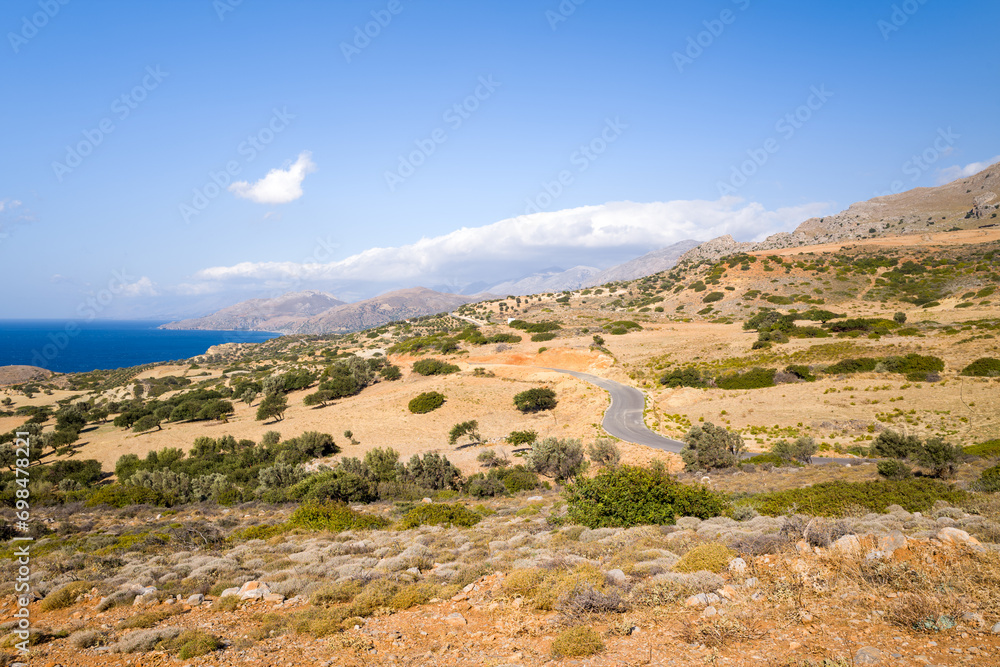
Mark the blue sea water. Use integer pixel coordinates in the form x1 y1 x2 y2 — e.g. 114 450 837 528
0 320 281 373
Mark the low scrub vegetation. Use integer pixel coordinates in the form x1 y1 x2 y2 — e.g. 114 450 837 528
564 465 726 528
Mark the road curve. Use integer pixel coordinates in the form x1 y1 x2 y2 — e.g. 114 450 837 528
542 367 685 454
542 367 869 466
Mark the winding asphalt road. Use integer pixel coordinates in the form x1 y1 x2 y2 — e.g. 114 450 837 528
542 368 685 454
543 367 871 466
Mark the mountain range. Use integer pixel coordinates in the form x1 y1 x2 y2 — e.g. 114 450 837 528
163 165 999 335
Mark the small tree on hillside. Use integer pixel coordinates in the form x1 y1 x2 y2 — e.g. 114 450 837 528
448 420 481 447
256 393 288 423
681 422 745 471
587 439 621 468
529 437 586 481
132 414 161 433
514 387 557 413
918 437 963 478
772 436 817 464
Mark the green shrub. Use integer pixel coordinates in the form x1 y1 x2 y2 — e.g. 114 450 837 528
408 392 445 414
513 387 557 413
287 501 390 532
509 320 561 333
824 357 879 374
564 465 726 528
529 437 585 481
587 439 621 467
917 438 962 478
702 292 725 303
965 439 1000 457
531 332 557 342
752 479 967 516
871 430 923 459
551 626 604 658
973 465 1000 492
884 354 945 375
771 437 817 463
715 367 775 389
501 467 540 493
660 368 705 388
160 630 222 659
506 429 538 445
784 364 815 382
398 503 481 529
960 358 1000 377
412 359 460 376
877 460 912 480
681 423 745 471
85 484 172 508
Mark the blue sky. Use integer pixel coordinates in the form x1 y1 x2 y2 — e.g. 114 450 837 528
1 0 998 318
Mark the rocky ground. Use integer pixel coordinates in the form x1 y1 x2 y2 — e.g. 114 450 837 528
4 488 1000 666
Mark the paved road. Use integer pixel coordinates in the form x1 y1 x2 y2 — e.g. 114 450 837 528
543 367 872 466
542 367 686 453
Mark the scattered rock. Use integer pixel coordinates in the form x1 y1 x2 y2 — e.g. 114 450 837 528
237 581 271 600
937 527 980 546
854 646 886 664
832 534 862 555
702 605 717 618
728 557 747 575
443 612 467 627
185 594 204 606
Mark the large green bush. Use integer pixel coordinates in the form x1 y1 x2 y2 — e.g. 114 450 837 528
965 439 1000 457
408 392 445 414
973 465 1000 492
659 368 706 388
960 358 1000 377
564 465 726 528
513 387 557 412
715 367 775 389
398 503 481 529
824 357 879 374
412 359 460 376
288 501 390 532
752 479 967 516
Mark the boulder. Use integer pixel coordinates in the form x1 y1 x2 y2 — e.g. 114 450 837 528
237 581 271 600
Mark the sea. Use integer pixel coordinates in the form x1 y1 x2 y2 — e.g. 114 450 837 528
0 320 281 374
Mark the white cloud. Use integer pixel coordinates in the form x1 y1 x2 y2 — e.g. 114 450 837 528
193 197 830 287
120 276 158 297
229 151 316 204
936 155 1000 184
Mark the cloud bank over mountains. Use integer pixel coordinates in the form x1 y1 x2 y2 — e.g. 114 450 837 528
193 197 830 293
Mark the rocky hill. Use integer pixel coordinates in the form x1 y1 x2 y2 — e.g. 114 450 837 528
0 364 51 386
160 290 345 333
292 287 478 334
680 164 1000 265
